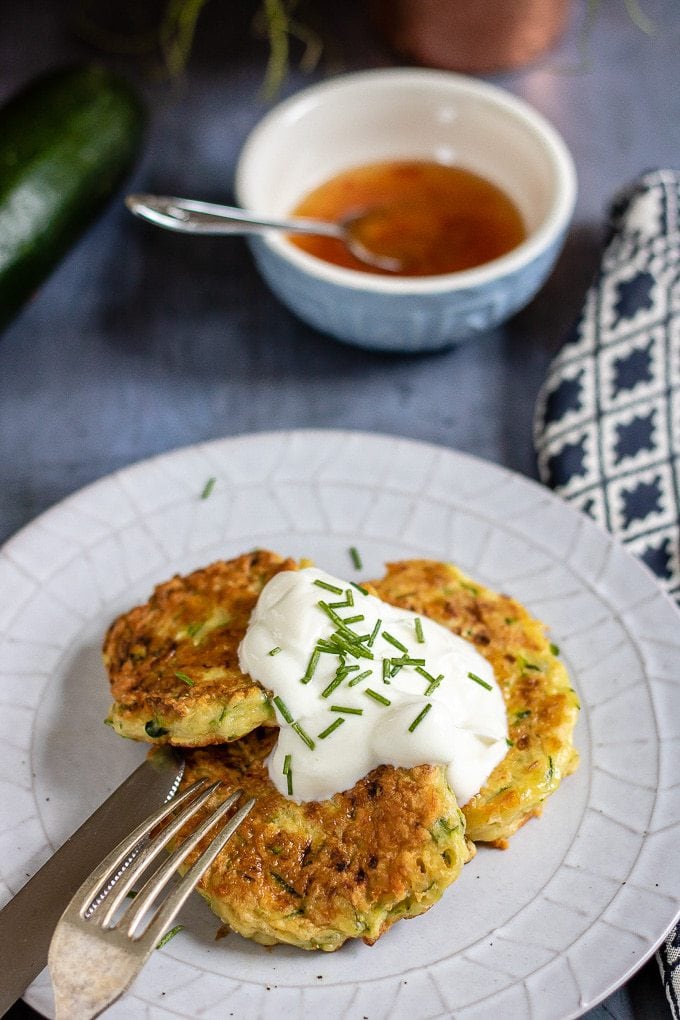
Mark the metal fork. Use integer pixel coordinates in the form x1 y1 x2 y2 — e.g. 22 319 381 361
48 779 255 1019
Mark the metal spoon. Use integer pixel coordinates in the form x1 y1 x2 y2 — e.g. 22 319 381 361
124 194 402 273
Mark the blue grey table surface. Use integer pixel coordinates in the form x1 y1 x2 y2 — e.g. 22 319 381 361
1 1 678 1017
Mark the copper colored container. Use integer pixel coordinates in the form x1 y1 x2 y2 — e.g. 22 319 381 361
372 0 572 74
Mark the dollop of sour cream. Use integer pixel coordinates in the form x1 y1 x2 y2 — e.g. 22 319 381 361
238 567 508 805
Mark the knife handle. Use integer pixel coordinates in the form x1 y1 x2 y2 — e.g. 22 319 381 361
0 750 183 1017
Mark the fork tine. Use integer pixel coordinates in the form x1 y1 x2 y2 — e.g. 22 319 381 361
71 777 210 917
48 787 254 1020
143 796 256 949
94 778 227 928
121 788 244 938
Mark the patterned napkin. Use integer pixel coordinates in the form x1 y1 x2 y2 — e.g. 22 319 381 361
533 169 680 1016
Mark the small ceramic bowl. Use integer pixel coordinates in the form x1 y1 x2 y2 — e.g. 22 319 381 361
235 68 577 353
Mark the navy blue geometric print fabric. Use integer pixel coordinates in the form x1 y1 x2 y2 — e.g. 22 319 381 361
535 169 680 603
534 169 680 1017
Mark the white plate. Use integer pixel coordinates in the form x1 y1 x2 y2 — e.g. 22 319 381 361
1 430 679 1020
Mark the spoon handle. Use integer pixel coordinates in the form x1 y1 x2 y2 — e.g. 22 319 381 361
125 194 343 239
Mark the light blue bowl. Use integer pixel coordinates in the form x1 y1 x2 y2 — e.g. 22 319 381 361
235 69 577 354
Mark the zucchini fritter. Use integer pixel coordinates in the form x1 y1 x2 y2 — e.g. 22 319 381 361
369 560 580 846
175 728 473 951
103 551 297 745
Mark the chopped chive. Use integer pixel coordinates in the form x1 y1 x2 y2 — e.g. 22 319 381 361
392 656 426 667
282 754 292 774
217 705 228 724
368 618 382 647
268 646 282 656
550 642 560 656
314 578 344 595
272 695 293 724
468 671 493 691
342 614 365 625
300 647 321 684
328 631 374 660
382 631 408 653
321 675 345 699
425 674 444 695
315 639 340 653
318 717 345 739
292 721 315 750
345 589 355 606
174 671 195 686
414 618 425 643
546 755 554 781
349 546 363 569
156 924 184 950
382 658 392 684
408 702 432 732
286 769 293 796
200 477 216 500
506 737 514 747
347 668 372 687
415 665 437 684
364 688 391 706
330 705 363 715
351 582 369 595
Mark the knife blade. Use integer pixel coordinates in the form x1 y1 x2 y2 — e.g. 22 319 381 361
0 748 184 1017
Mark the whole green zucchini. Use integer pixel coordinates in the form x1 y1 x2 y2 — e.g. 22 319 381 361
0 64 145 330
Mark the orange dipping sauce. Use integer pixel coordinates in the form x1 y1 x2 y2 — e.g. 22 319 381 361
289 160 527 277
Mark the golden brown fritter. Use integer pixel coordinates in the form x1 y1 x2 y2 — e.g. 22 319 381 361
103 551 298 745
368 559 580 846
174 728 473 951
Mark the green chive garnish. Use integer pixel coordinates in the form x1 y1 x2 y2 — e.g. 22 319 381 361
342 614 365 625
318 717 345 739
175 671 194 686
300 647 321 684
416 665 437 684
286 770 293 795
268 646 282 656
382 631 408 653
414 618 425 643
282 754 292 774
550 642 560 656
200 477 216 500
272 695 293 724
349 546 363 569
364 688 391 706
368 619 382 647
330 705 364 715
156 924 184 949
292 721 315 750
347 669 372 687
351 582 369 595
425 674 444 695
506 737 514 747
321 675 345 699
382 658 391 683
314 579 344 595
468 671 493 691
408 702 432 732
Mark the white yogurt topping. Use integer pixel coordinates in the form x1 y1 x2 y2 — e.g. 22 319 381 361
238 567 508 805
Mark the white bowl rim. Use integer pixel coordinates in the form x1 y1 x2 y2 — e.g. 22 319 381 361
235 67 577 295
